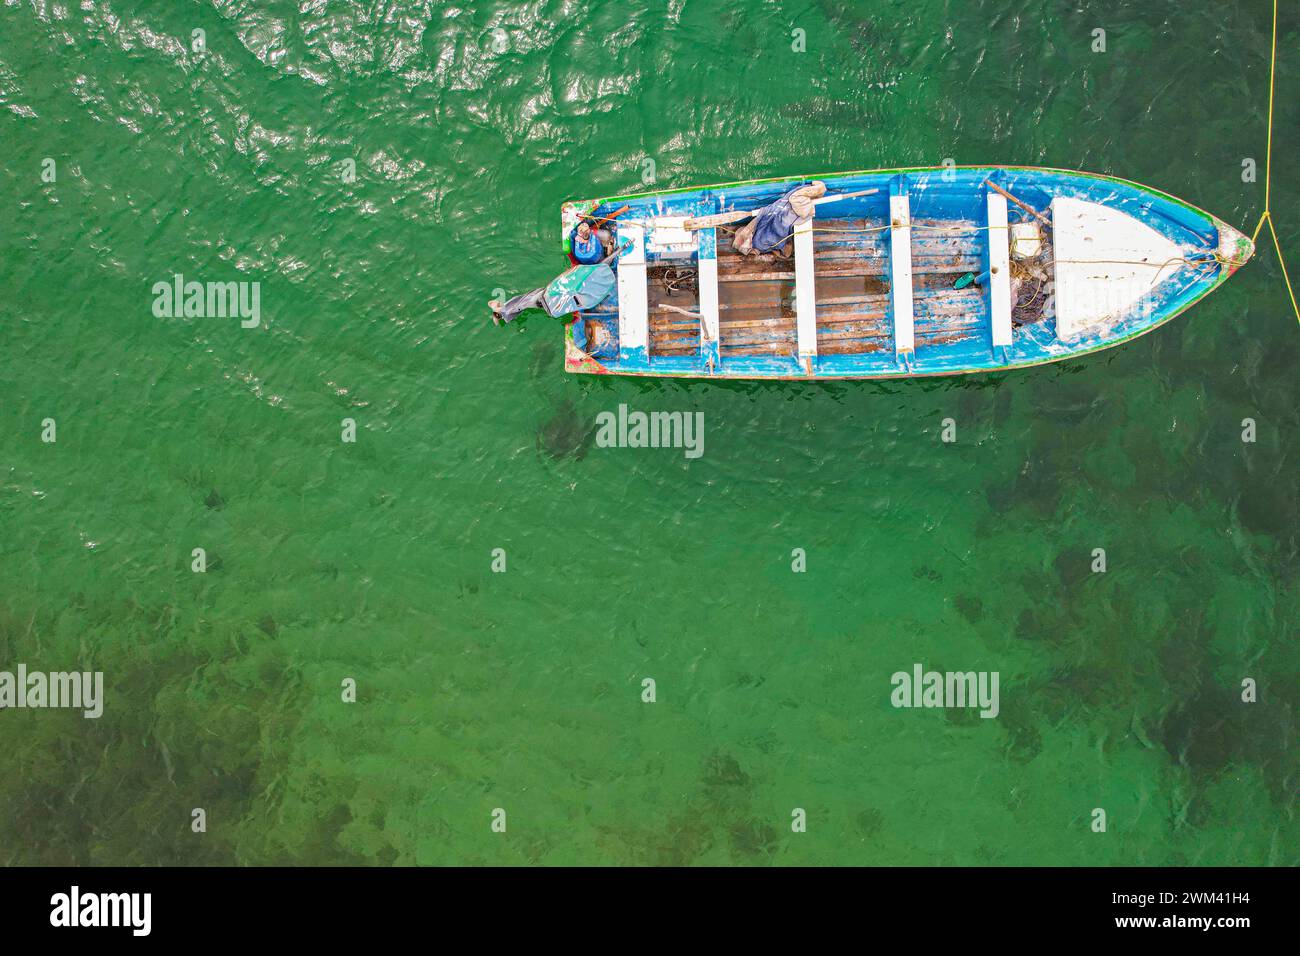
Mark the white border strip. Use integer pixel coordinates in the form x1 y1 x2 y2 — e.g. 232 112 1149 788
697 228 720 349
794 217 817 359
889 189 914 354
616 222 648 354
987 192 1013 348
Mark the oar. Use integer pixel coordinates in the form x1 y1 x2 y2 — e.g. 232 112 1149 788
983 180 1050 227
601 238 636 263
811 187 881 205
683 188 880 230
681 209 758 230
586 204 630 225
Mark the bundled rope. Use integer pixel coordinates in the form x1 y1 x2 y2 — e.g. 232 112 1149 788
658 265 698 295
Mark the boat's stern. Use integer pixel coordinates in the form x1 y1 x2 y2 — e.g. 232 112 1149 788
563 320 611 374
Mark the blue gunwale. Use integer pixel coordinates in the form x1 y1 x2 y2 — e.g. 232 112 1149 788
561 165 1253 381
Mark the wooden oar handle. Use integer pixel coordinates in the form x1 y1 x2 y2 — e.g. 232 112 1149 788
683 188 881 229
984 179 1050 225
811 187 880 205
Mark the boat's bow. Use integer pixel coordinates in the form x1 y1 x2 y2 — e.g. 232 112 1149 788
1214 217 1256 276
1047 189 1253 345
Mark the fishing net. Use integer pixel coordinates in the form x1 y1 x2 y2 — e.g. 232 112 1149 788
1009 221 1054 326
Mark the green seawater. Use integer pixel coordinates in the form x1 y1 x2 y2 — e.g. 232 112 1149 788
0 1 1295 865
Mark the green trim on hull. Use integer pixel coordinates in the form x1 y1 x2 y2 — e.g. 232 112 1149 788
566 164 1231 230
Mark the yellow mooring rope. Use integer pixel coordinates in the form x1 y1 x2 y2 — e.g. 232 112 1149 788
1253 0 1299 323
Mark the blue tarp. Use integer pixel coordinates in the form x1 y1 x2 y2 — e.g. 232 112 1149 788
748 186 807 252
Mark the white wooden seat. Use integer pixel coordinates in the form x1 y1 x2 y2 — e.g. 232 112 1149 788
986 190 1013 348
793 217 817 366
888 179 914 355
616 222 648 358
696 226 720 368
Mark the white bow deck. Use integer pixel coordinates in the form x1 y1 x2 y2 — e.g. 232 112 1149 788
1050 196 1186 340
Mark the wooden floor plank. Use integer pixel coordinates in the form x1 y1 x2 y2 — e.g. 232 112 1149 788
644 213 988 360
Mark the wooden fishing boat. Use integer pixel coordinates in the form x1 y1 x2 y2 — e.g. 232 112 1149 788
559 166 1253 380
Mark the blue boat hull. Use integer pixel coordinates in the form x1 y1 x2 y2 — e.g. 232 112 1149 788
561 166 1253 381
